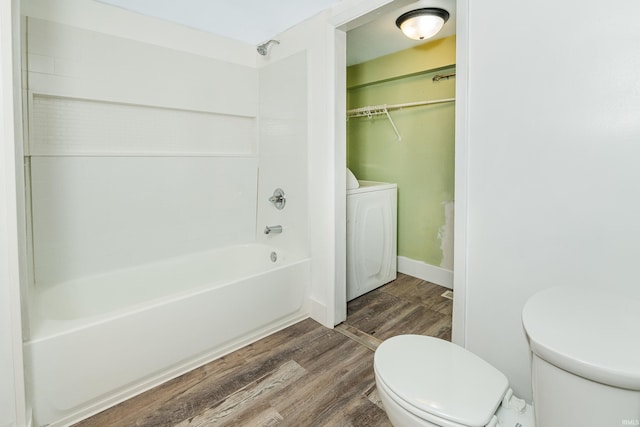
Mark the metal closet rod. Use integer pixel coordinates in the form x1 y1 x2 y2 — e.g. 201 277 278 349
346 97 455 116
433 72 456 82
346 97 455 141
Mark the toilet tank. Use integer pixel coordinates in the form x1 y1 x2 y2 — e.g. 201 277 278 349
523 287 640 427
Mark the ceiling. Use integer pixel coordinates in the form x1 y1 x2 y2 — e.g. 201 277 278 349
96 0 342 45
95 0 456 66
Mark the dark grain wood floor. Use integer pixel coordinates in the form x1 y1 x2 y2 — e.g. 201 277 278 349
74 273 453 427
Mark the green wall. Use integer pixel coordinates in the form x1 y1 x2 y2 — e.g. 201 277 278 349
347 36 455 268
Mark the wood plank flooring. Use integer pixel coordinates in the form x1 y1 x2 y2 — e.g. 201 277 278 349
73 273 452 427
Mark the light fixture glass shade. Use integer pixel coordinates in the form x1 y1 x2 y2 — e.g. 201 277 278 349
396 8 450 40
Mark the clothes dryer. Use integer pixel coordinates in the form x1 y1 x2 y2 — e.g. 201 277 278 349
346 180 397 301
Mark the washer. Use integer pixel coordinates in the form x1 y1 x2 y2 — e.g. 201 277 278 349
346 180 397 301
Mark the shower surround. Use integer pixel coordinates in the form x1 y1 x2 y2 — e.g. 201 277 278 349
22 16 309 426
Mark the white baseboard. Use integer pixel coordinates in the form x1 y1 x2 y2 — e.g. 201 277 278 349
309 297 333 328
397 256 453 289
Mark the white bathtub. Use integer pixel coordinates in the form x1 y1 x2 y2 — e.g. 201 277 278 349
24 244 310 427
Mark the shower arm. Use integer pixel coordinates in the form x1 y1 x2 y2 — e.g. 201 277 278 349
257 40 280 56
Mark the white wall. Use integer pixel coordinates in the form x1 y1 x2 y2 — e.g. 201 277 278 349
0 132 19 422
0 30 17 425
0 155 20 427
457 0 640 401
1 0 28 425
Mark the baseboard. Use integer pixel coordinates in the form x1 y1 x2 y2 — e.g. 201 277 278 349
309 297 332 328
397 256 453 289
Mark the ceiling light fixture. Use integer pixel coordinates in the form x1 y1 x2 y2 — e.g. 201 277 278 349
395 8 450 40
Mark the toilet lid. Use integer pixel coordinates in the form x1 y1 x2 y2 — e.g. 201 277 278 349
523 286 640 390
374 335 508 427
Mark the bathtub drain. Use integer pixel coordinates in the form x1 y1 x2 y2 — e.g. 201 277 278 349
270 251 278 262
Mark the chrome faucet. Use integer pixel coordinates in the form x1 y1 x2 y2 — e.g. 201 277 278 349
264 225 282 235
268 188 286 210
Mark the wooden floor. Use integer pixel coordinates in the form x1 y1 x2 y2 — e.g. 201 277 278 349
74 273 453 427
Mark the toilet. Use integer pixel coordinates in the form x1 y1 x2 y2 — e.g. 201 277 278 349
374 286 640 427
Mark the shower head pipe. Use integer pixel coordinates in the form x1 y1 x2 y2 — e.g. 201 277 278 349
257 39 280 56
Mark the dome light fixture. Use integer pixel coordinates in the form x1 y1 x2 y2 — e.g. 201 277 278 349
395 8 450 40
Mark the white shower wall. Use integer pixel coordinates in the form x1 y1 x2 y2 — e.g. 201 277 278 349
257 52 308 256
22 17 269 290
30 156 259 285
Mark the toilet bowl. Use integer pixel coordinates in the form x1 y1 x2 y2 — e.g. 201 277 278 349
374 286 640 427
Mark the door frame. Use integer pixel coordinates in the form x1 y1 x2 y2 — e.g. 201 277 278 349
330 0 468 346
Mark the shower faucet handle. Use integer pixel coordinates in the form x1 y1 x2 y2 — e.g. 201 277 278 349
268 188 286 210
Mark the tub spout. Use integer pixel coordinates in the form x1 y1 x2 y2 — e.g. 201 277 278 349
264 225 282 235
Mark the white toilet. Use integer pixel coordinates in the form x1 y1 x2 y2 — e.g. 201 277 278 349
374 286 640 427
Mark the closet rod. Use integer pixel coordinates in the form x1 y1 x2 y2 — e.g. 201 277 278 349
346 97 455 141
433 72 456 82
346 97 455 117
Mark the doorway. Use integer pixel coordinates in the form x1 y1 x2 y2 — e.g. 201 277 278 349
335 0 466 346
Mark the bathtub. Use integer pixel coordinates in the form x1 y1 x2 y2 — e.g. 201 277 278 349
24 244 310 427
